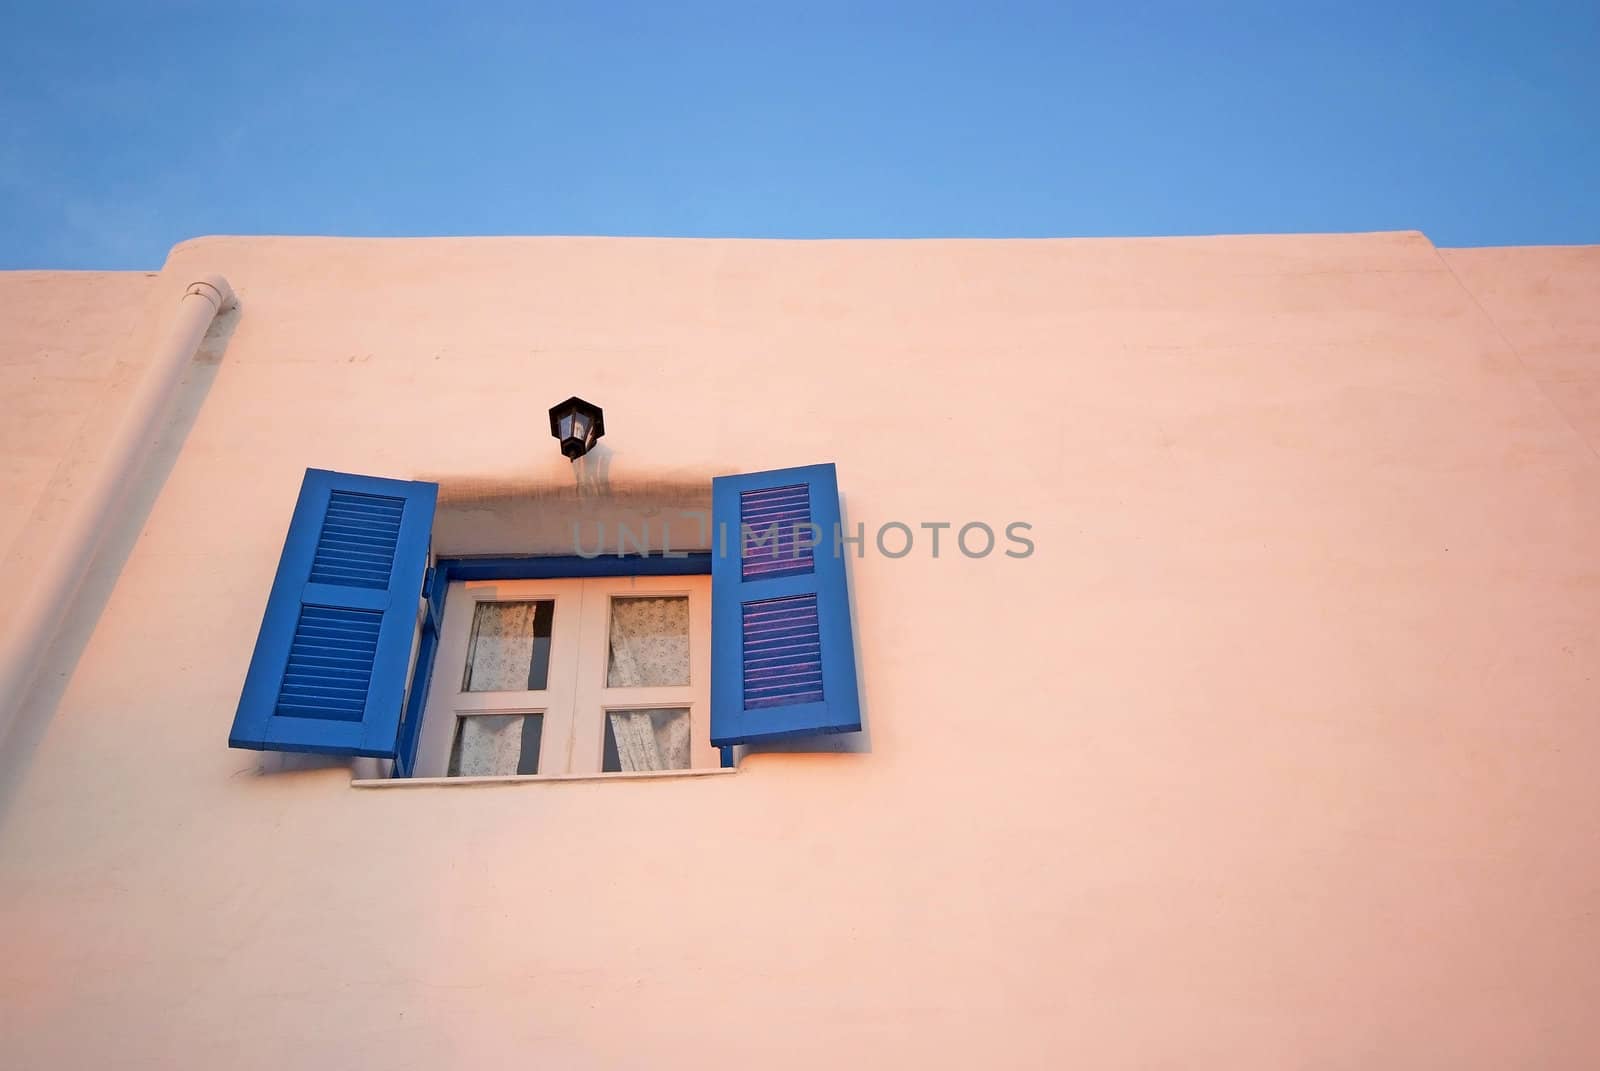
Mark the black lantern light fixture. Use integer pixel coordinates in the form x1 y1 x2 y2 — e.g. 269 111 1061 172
548 396 606 460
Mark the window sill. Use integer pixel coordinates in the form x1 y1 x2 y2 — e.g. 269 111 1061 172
351 766 737 789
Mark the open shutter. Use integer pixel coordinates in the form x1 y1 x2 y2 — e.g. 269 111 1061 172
229 468 437 758
710 462 861 746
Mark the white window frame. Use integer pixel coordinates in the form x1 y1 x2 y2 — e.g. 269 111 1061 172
412 575 713 778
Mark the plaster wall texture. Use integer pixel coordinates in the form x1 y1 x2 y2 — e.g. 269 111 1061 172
2 232 1599 1069
1439 245 1600 454
0 270 162 571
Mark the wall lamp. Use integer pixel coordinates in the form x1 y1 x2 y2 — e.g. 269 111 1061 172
548 396 606 460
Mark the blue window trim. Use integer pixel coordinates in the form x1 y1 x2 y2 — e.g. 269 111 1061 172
393 553 713 776
441 553 712 582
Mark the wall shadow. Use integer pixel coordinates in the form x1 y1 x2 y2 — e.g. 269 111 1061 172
737 488 873 762
427 454 716 557
0 306 241 824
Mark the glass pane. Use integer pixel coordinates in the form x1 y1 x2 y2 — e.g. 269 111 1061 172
606 596 690 687
448 714 543 776
463 600 554 692
602 708 690 772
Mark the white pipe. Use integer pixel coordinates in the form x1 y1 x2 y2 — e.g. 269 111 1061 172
0 274 236 751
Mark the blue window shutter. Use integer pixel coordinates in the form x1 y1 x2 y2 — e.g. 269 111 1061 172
710 463 861 746
230 468 438 759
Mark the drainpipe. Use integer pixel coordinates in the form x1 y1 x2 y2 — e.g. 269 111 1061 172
0 274 236 752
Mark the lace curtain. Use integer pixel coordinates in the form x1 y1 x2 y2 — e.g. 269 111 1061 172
605 597 691 771
463 601 550 692
453 596 692 774
607 709 690 771
450 713 541 776
606 597 690 687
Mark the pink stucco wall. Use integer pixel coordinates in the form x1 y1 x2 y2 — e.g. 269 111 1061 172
2 232 1599 1068
1440 245 1600 454
0 270 162 573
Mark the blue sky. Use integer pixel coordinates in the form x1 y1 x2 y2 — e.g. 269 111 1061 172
2 2 1597 269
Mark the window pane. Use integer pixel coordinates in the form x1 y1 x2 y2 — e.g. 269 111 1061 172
606 596 690 687
463 600 554 692
602 708 691 772
448 714 543 776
